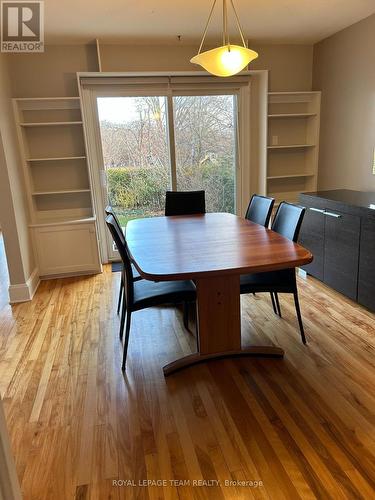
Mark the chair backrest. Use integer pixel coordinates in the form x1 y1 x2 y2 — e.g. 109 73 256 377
245 194 275 227
105 205 123 235
165 190 206 216
271 202 306 242
105 214 134 306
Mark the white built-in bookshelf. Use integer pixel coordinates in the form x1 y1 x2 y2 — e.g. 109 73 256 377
266 91 321 206
13 97 93 224
13 97 101 277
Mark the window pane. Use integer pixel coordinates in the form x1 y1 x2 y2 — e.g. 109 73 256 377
173 95 237 213
97 96 171 227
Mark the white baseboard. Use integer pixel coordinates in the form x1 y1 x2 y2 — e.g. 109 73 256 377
297 267 307 279
27 267 40 299
8 268 40 303
40 268 101 280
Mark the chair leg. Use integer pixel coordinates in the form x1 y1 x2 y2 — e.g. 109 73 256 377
119 293 126 341
122 311 132 371
183 301 189 330
270 292 277 315
195 302 199 352
274 292 282 318
117 273 124 315
293 291 307 344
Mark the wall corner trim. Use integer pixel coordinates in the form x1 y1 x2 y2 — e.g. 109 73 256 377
8 267 40 303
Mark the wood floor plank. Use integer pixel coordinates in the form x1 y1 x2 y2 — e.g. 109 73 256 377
226 362 316 500
0 265 374 499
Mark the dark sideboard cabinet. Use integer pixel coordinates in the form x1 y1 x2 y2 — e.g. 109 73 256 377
299 190 375 312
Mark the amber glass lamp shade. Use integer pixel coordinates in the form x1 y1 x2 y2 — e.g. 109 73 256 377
191 44 258 77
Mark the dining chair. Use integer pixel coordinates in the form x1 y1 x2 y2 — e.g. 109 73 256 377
164 190 205 335
105 206 142 317
106 214 197 370
245 194 275 305
245 194 275 227
165 190 206 216
240 202 307 343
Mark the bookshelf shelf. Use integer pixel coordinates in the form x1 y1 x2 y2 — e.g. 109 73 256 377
20 121 83 127
268 113 317 118
267 173 315 180
32 189 91 196
267 144 315 149
29 216 96 228
27 156 87 162
266 91 321 205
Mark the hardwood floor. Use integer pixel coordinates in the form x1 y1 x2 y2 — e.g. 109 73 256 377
0 265 374 499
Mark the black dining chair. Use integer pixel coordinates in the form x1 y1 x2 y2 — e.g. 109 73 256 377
245 194 275 227
165 190 206 216
240 202 307 344
106 214 197 370
245 194 275 304
105 206 142 316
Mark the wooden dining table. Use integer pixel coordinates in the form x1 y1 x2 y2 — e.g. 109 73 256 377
126 212 313 375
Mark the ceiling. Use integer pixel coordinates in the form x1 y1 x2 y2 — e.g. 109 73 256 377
44 0 375 45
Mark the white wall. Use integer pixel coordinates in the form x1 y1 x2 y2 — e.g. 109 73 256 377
7 44 98 97
0 53 36 289
6 42 313 97
313 14 375 191
99 43 313 91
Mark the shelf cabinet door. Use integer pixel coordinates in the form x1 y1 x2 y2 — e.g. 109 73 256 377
33 222 101 277
299 202 325 281
358 217 375 312
323 210 360 300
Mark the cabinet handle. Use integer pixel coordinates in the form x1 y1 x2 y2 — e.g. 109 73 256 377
324 211 342 218
309 207 325 214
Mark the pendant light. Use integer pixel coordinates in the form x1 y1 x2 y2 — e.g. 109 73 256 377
190 0 258 77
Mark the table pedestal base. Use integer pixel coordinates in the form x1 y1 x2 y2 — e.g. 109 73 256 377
163 346 284 376
163 274 284 376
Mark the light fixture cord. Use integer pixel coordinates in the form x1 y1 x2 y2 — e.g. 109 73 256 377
197 0 218 54
197 0 246 54
229 0 247 47
223 0 230 47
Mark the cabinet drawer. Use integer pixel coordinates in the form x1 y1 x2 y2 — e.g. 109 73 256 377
358 217 375 312
33 222 101 277
323 210 360 300
299 206 325 280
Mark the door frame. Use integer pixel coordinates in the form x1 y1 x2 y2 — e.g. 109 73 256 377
79 71 268 263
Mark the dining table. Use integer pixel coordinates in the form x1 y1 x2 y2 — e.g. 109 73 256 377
126 212 313 375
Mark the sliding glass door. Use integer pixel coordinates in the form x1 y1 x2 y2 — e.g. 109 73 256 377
173 95 237 214
97 96 171 228
94 88 239 260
